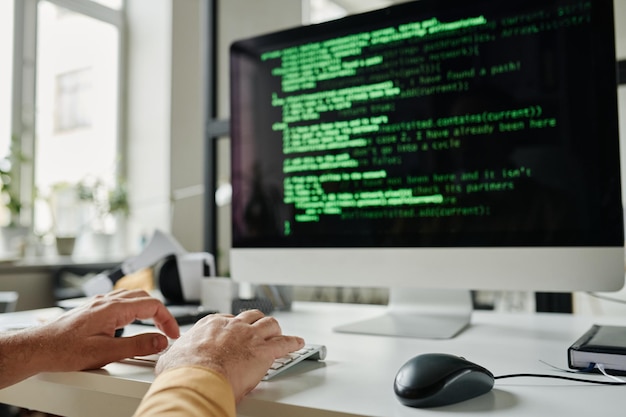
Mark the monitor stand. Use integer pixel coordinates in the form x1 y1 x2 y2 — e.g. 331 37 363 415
333 288 472 339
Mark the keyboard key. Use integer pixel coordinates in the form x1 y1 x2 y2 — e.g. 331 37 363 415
262 344 327 380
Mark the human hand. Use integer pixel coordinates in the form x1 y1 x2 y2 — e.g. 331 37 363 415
155 309 305 402
31 289 179 373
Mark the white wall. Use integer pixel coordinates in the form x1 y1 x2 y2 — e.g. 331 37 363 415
169 0 205 252
125 0 172 252
573 0 626 316
125 0 205 254
616 0 626 58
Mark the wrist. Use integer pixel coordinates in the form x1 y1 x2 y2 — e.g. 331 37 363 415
0 327 52 388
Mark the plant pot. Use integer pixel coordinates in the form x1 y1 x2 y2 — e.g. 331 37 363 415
55 236 76 256
0 225 29 257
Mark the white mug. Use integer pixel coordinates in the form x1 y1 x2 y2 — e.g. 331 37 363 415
201 277 238 314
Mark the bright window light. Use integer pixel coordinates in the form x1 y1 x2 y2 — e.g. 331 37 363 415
34 1 120 236
0 0 14 158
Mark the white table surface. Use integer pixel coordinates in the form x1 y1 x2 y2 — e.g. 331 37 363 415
0 302 624 417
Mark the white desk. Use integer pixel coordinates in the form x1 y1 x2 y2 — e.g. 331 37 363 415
0 302 623 417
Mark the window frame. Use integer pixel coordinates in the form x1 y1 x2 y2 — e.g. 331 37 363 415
10 0 125 228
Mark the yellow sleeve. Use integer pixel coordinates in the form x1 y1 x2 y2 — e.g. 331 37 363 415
133 366 236 417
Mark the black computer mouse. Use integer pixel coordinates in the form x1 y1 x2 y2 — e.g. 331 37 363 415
393 353 494 408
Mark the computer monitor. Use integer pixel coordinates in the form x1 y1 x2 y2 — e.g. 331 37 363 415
229 0 624 338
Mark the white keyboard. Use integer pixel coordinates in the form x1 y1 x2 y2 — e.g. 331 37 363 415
263 344 327 380
126 343 327 381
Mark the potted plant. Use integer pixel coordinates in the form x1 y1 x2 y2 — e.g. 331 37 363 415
75 176 129 256
76 176 129 231
0 135 29 255
48 181 83 256
0 135 26 226
45 177 129 257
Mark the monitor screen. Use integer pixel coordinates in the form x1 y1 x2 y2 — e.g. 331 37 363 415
229 0 624 338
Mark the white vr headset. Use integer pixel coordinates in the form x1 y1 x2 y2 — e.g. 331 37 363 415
83 230 215 304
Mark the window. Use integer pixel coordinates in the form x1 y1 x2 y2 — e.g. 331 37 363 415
33 0 121 235
91 0 123 10
55 68 93 132
1 0 124 256
0 0 14 160
308 0 346 23
0 1 15 228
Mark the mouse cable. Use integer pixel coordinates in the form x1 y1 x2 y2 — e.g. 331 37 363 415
584 291 626 305
494 374 626 386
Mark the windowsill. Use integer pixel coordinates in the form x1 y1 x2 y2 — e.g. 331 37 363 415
0 255 122 271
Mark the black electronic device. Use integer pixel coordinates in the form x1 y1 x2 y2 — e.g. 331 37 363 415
229 0 623 339
133 305 217 326
393 353 494 408
231 297 274 315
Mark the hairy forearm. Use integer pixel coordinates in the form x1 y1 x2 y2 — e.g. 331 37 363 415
0 290 181 391
0 327 54 389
